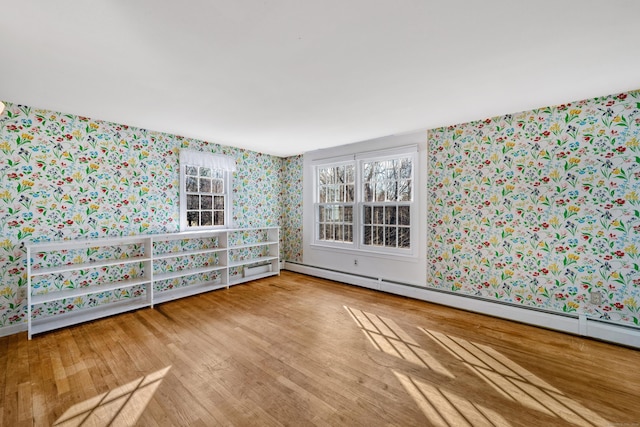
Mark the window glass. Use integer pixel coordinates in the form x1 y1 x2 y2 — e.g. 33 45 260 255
314 151 414 253
183 164 227 229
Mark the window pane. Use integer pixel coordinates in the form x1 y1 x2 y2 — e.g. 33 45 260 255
398 206 410 226
319 168 330 185
364 183 373 202
201 195 212 210
319 186 327 203
187 211 199 227
214 196 224 209
326 186 335 203
387 159 398 179
385 227 397 247
386 181 398 202
327 224 335 241
201 211 213 226
214 211 225 225
373 226 384 245
346 165 354 183
363 226 371 245
376 181 385 202
319 223 325 240
335 225 343 241
364 206 372 225
318 206 325 222
212 179 224 194
344 206 353 223
399 180 411 201
375 161 386 180
373 206 384 224
385 206 397 225
336 166 345 183
187 195 199 210
182 156 229 230
346 185 354 202
400 159 412 178
199 178 211 193
363 162 373 182
399 228 410 248
186 176 198 192
343 185 350 202
344 225 353 243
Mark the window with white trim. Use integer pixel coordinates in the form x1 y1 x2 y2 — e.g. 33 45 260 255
179 150 236 230
313 146 416 255
317 163 355 243
361 157 412 249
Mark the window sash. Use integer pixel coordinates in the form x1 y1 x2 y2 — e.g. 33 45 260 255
180 150 234 231
313 148 415 255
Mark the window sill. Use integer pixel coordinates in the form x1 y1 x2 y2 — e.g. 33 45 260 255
309 242 418 262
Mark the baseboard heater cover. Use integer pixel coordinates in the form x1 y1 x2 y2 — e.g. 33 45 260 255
244 263 273 277
283 261 640 349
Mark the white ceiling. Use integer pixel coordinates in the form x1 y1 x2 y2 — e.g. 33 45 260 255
2 1 640 157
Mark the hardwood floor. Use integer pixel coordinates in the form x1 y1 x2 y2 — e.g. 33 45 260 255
1 271 639 426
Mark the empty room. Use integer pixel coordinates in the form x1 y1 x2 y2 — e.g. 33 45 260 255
1 1 640 426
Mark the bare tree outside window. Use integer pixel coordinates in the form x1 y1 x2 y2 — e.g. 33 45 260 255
361 157 412 249
185 166 225 227
314 150 414 253
316 164 354 243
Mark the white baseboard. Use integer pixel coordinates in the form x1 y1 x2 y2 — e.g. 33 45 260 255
0 322 27 338
283 262 640 349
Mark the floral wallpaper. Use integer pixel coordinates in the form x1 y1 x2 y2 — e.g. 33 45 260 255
428 90 640 326
0 102 290 329
281 155 303 263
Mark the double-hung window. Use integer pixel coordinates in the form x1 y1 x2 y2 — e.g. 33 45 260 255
361 156 412 249
179 149 236 230
316 162 355 244
313 146 416 255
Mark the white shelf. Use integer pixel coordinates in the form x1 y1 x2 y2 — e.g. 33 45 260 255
153 247 225 260
229 241 278 250
31 277 152 305
30 255 151 277
229 256 279 268
154 265 227 282
152 229 226 241
26 227 279 338
154 280 228 305
30 297 150 337
28 236 150 251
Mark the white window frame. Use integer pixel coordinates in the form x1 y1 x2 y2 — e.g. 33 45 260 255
179 150 236 231
314 158 356 248
312 146 417 257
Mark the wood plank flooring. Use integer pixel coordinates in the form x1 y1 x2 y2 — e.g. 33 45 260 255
1 271 639 426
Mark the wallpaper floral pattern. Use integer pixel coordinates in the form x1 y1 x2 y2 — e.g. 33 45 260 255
428 90 640 326
0 103 291 329
281 155 303 262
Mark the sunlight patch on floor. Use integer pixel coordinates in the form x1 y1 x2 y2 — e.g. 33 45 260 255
420 327 610 427
394 370 511 427
344 306 454 378
54 366 171 427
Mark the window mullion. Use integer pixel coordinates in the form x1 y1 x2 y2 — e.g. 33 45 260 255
355 160 362 250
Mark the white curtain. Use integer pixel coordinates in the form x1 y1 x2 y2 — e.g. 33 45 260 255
179 149 236 172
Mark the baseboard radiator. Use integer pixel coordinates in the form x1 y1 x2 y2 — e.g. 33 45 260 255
283 261 640 350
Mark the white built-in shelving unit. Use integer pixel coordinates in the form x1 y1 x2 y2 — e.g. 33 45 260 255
26 227 279 339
